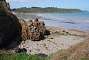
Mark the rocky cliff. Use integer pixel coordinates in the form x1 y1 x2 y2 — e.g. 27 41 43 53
0 1 22 49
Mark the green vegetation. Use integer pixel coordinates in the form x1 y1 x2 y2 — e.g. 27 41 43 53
13 7 82 13
0 53 49 60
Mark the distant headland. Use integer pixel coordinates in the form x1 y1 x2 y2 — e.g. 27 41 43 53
12 7 82 13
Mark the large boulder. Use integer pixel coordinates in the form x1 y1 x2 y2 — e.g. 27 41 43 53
0 13 22 49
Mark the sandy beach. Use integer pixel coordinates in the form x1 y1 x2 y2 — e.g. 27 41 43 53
1 12 89 60
18 26 89 55
0 0 89 60
1 12 89 58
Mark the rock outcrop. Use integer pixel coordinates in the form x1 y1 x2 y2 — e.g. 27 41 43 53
0 0 22 49
0 13 22 49
20 18 50 41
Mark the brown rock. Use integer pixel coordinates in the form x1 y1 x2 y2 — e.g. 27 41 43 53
20 19 28 40
20 18 50 41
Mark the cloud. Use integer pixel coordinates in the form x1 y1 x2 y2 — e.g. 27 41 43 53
6 0 10 2
12 0 30 2
11 0 56 3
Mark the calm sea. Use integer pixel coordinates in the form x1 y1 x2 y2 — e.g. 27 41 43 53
15 11 89 31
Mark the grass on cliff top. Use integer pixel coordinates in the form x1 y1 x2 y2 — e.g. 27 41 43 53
0 53 49 60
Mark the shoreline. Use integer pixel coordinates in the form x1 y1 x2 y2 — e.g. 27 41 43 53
46 26 89 36
15 12 89 32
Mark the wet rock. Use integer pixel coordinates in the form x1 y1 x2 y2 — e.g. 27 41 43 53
15 48 27 53
44 30 50 35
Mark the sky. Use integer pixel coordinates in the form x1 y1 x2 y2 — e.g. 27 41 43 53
6 0 89 11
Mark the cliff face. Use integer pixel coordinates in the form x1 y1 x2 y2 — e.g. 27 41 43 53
0 0 10 15
0 1 22 49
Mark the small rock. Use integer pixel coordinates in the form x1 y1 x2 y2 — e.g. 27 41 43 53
15 48 27 53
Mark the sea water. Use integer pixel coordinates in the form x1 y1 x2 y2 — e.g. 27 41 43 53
15 11 89 31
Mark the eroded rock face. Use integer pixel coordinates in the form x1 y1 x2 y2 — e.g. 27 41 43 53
21 19 50 41
0 13 22 49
